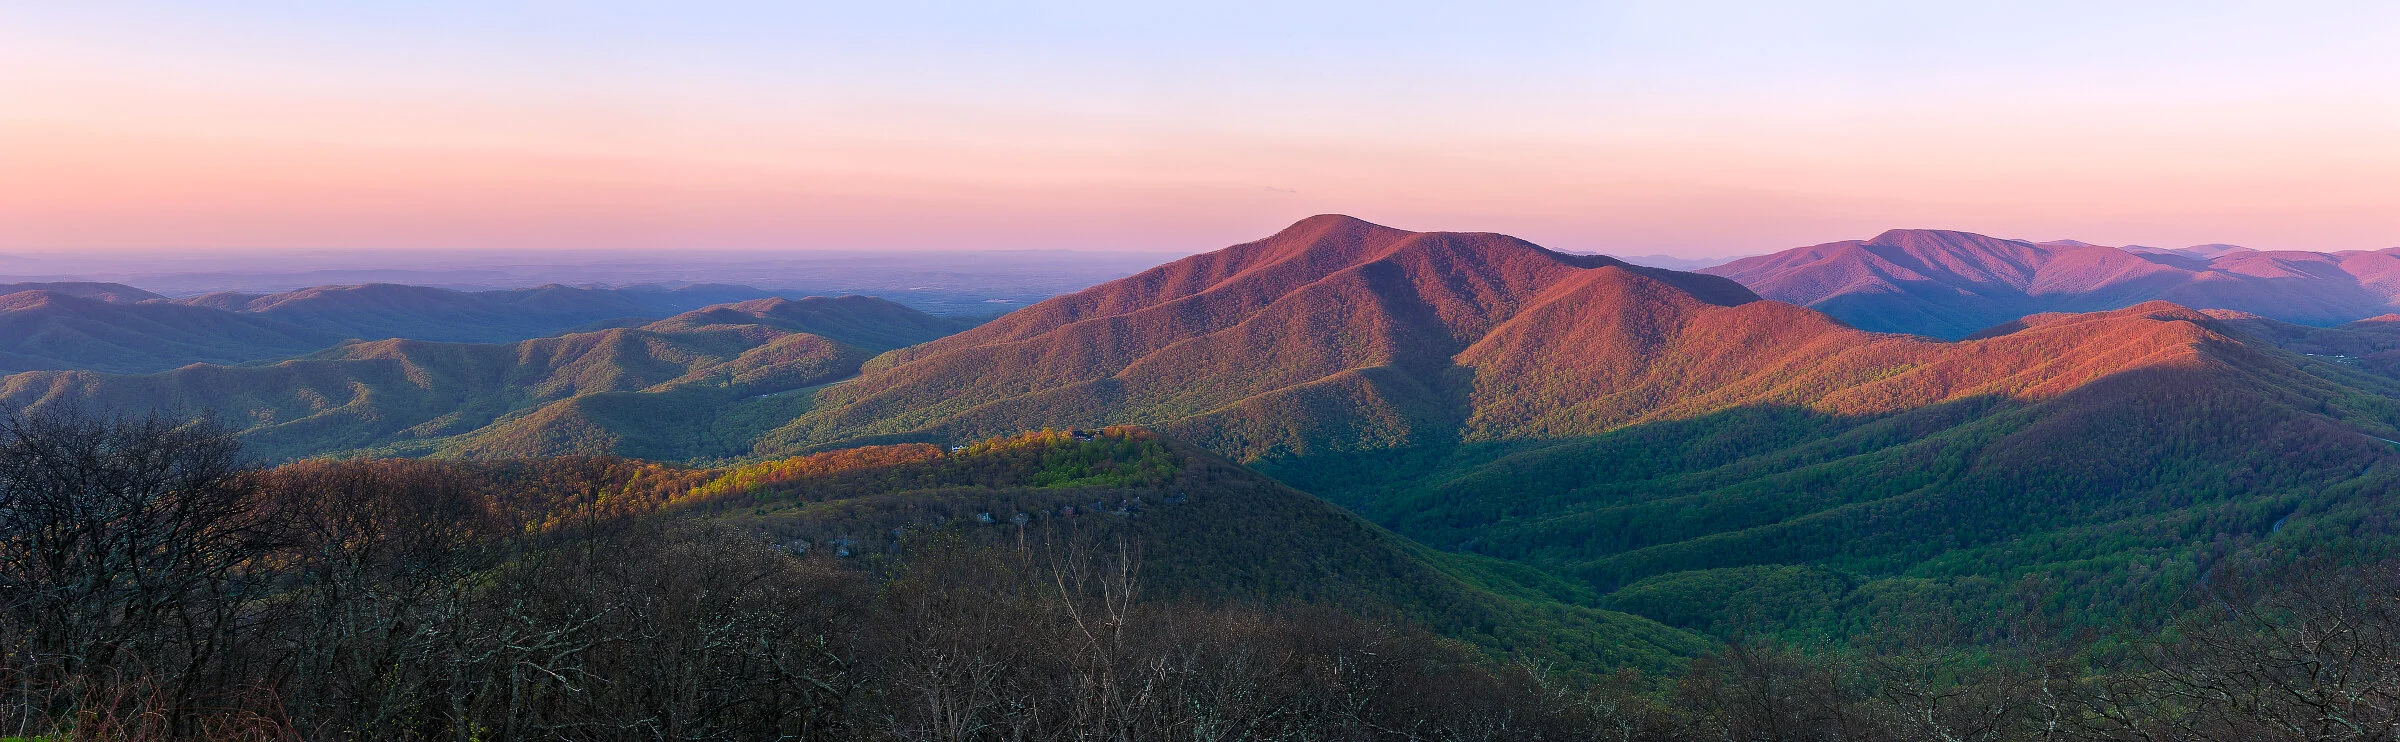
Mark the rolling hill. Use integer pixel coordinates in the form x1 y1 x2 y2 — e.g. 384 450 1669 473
0 281 167 303
175 282 793 343
673 427 1708 672
1702 228 2400 338
0 289 343 373
0 296 970 460
0 281 829 374
735 215 2400 638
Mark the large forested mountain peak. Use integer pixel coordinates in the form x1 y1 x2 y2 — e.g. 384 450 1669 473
875 214 1753 361
773 215 1764 456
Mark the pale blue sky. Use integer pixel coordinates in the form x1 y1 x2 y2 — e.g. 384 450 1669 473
5 1 2397 254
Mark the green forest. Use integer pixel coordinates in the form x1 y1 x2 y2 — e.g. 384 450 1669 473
10 409 2400 740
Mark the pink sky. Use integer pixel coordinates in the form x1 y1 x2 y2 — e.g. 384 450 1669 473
4 3 2396 257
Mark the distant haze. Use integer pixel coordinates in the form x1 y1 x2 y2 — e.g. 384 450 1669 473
1608 254 1751 271
0 249 1173 312
3 3 2396 256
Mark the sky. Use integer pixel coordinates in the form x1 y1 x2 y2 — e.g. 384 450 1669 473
3 1 2397 258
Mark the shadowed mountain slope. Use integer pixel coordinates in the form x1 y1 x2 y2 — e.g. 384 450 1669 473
0 281 166 303
0 282 847 375
1278 302 2400 638
1704 229 2400 337
176 282 797 344
0 296 969 460
0 290 342 374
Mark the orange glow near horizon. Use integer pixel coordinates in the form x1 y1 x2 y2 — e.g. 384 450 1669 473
4 3 2396 257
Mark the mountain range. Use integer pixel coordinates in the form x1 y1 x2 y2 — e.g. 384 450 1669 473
1703 228 2400 338
10 215 2400 645
0 296 969 460
174 282 790 343
0 281 825 374
720 215 2400 636
1 287 348 374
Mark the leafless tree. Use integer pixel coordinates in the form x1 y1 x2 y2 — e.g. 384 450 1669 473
2089 558 2400 741
0 406 280 736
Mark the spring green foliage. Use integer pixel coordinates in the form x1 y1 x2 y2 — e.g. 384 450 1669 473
1266 357 2400 644
677 427 1708 674
961 428 1182 488
681 426 1177 507
27 406 2400 739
